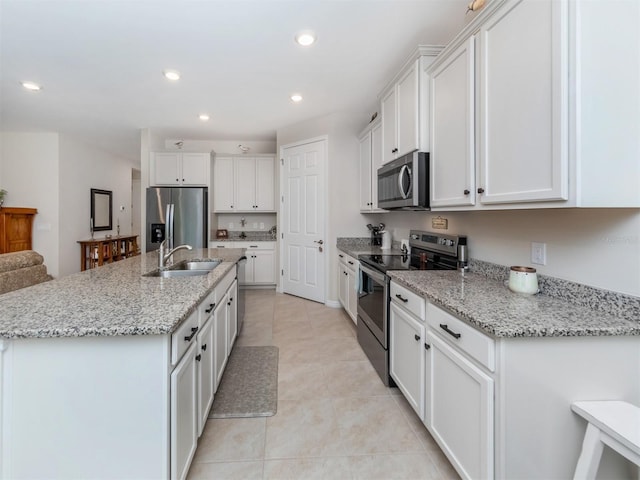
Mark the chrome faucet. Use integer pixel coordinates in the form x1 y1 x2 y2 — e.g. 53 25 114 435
158 239 193 268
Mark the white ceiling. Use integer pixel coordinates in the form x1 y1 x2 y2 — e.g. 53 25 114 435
0 0 470 161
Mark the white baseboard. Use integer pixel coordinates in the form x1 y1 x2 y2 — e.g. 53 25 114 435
325 299 341 309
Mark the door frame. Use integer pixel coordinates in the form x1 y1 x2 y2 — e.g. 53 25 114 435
277 135 329 304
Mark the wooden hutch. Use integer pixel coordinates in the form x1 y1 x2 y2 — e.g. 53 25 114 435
0 207 38 254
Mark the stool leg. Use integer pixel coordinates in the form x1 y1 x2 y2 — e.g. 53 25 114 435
574 423 604 480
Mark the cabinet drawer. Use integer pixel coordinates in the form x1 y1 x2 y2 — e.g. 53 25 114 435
337 251 358 270
198 289 217 327
215 267 236 298
171 310 199 366
390 281 426 320
210 242 231 248
234 241 275 250
427 303 495 372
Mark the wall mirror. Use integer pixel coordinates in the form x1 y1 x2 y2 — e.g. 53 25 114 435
91 188 113 231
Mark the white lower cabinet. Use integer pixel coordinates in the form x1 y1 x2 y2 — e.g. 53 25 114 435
226 280 238 352
214 292 229 390
170 341 198 480
389 301 425 419
220 242 276 285
337 251 359 323
425 331 494 480
196 316 214 436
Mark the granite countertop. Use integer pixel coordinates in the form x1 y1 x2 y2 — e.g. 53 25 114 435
212 232 276 242
388 270 640 338
336 237 404 257
0 248 245 340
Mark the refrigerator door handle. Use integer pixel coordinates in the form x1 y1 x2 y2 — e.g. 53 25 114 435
166 203 175 249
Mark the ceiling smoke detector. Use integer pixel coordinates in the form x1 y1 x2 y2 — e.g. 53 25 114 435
238 144 250 154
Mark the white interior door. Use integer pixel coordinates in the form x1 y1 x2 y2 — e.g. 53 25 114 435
281 138 326 303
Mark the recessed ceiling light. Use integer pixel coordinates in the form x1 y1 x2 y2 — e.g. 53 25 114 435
163 70 180 81
295 32 316 46
21 81 41 91
199 114 210 121
290 94 303 103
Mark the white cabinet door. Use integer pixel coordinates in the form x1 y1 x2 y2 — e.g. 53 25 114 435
213 296 228 390
346 265 358 323
235 156 256 211
338 262 348 310
226 280 238 352
152 153 180 185
381 87 397 164
478 0 568 204
170 342 198 480
370 122 383 209
213 157 235 212
389 302 425 420
430 37 476 208
425 331 494 480
255 157 275 211
396 59 420 158
196 317 214 436
181 153 209 186
252 249 275 284
359 130 373 211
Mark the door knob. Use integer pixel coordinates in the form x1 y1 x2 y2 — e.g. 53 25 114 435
314 240 324 245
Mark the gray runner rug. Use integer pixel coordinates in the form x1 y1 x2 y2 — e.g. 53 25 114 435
209 346 279 418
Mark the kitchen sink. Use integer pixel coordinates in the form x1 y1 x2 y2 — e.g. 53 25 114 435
142 259 221 278
143 269 210 278
182 260 221 270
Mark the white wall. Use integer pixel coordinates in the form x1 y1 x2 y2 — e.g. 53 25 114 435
277 111 368 303
0 132 60 276
58 135 138 277
369 209 640 297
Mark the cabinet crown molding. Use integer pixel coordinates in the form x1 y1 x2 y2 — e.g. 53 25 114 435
378 44 444 99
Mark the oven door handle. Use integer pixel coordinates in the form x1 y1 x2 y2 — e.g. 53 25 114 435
359 264 386 284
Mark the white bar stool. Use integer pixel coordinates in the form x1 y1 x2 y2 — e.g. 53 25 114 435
571 400 640 480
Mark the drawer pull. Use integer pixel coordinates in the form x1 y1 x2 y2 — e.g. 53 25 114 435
424 343 431 350
195 354 202 362
202 344 207 351
339 254 344 258
348 261 354 265
395 294 408 303
439 324 461 339
414 334 420 341
205 303 216 313
184 326 199 342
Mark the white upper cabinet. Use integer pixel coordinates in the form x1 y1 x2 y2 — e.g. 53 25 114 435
428 0 640 210
478 0 567 205
379 48 442 165
212 155 275 212
151 152 210 186
359 120 385 212
212 156 235 212
430 37 476 208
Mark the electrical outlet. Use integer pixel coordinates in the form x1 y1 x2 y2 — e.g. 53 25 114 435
229 222 234 229
253 222 258 229
531 242 547 265
260 222 265 229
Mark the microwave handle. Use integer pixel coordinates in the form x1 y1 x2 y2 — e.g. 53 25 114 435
398 165 412 199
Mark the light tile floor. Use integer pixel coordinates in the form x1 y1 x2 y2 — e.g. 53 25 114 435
187 290 460 480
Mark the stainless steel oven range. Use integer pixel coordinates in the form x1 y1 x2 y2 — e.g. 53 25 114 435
356 230 467 386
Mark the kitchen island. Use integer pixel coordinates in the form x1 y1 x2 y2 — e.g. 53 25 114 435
0 248 244 480
387 268 640 480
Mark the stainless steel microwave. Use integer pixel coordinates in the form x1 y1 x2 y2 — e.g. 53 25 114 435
377 151 429 210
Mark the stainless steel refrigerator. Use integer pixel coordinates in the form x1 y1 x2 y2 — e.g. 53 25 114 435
146 187 208 252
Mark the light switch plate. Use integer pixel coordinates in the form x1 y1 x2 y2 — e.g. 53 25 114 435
531 242 547 265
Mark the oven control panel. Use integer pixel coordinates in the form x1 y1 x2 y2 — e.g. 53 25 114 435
409 230 466 256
